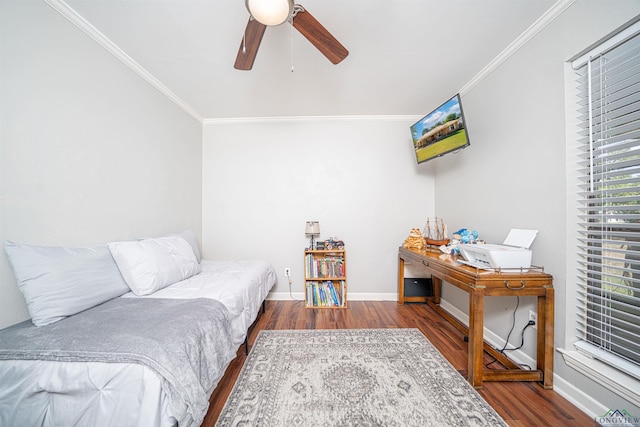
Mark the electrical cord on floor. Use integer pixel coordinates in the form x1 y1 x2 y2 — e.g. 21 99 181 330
501 321 536 352
485 296 535 370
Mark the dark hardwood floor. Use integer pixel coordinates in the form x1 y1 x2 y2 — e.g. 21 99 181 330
202 300 597 427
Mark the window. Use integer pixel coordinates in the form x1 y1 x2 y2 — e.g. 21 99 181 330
573 21 640 379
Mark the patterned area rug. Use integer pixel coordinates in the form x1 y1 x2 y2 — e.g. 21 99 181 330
216 329 508 426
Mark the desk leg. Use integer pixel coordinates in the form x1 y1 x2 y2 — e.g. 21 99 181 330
432 276 442 306
398 254 405 305
538 287 554 389
468 288 485 389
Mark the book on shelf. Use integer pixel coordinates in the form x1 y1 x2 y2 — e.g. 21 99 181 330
327 281 340 306
305 281 345 307
305 253 345 278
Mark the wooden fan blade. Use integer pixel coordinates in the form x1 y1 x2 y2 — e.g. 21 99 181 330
234 18 267 70
291 6 348 64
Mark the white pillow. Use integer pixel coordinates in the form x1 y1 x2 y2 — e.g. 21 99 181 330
108 235 201 296
170 229 202 263
4 241 130 327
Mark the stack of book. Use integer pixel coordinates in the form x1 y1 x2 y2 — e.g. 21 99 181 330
305 254 344 278
305 281 345 307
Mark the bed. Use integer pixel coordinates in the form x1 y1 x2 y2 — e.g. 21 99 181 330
0 231 276 427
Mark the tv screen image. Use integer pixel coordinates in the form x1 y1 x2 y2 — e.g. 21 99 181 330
410 94 470 163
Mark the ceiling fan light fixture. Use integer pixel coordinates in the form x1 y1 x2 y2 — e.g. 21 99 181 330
245 0 294 26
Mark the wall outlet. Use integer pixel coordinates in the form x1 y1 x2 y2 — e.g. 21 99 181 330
284 267 291 277
528 310 537 329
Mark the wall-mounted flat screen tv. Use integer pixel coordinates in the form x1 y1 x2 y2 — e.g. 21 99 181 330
410 94 470 164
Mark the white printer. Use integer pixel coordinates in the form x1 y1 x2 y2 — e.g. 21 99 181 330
458 229 538 271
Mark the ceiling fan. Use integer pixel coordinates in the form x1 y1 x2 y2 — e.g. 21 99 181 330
234 0 349 70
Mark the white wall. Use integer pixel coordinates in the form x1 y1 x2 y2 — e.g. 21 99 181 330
434 0 640 417
4 0 640 418
202 117 435 298
0 1 203 329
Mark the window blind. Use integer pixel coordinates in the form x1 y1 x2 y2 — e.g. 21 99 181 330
574 23 640 378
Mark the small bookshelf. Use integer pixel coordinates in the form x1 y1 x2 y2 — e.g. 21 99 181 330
304 249 347 309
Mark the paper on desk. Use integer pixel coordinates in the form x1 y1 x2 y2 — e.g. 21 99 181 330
503 229 538 249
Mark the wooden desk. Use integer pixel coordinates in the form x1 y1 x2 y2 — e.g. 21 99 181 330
397 246 554 389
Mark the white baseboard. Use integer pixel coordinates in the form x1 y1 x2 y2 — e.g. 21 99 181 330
267 292 398 301
551 367 608 419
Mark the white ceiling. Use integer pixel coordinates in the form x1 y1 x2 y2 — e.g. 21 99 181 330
59 0 557 120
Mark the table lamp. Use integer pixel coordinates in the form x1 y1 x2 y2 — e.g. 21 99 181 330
305 221 320 250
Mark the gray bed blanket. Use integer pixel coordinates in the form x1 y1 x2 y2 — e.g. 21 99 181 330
0 297 238 427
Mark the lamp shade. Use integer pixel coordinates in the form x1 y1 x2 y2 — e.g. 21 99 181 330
305 221 320 237
245 0 294 26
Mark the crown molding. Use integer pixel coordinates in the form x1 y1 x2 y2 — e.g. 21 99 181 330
203 115 421 125
459 0 576 95
44 0 203 123
44 0 574 123
208 0 575 124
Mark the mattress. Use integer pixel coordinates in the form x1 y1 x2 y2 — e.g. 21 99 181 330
125 259 276 346
0 259 277 427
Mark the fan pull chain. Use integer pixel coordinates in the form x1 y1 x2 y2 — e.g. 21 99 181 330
290 23 295 72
